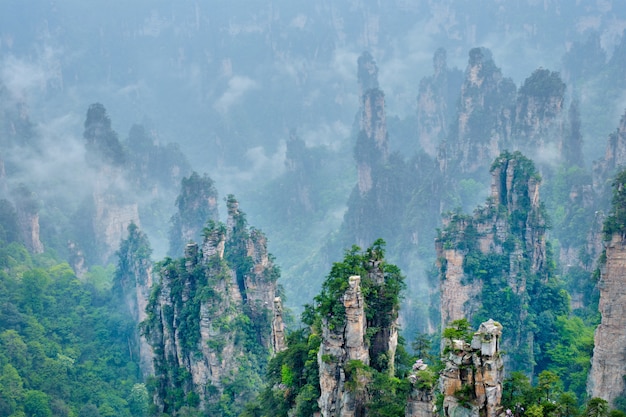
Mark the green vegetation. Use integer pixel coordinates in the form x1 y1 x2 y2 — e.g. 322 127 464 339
143 199 277 417
439 152 596 397
602 169 626 240
0 243 143 417
518 69 566 100
248 240 412 417
442 318 473 344
168 172 219 257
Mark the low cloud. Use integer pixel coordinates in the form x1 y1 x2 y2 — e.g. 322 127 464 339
211 141 287 196
1 45 63 102
300 121 351 150
213 75 259 114
1 55 50 101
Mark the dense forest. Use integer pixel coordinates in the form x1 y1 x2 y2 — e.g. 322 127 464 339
2 1 626 416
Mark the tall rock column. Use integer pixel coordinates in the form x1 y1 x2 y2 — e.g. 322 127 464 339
354 52 388 197
444 47 516 175
318 276 369 417
272 297 287 354
115 223 155 377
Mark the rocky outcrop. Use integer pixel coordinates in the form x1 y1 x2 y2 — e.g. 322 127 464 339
355 52 388 196
406 359 436 417
92 178 140 263
440 320 504 417
439 48 569 179
16 207 43 254
438 152 550 372
588 234 626 404
67 241 87 278
439 152 546 323
272 297 287 353
284 131 316 215
357 52 379 106
438 244 483 326
144 197 280 416
316 246 403 417
80 103 141 263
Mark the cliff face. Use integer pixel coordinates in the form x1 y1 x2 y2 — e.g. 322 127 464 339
588 236 626 404
144 197 281 416
441 49 569 179
437 152 550 372
16 206 43 254
440 320 504 417
438 241 483 326
92 175 141 263
115 223 155 377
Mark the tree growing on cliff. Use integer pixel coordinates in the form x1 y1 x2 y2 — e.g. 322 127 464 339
442 318 473 344
250 239 411 417
602 169 626 240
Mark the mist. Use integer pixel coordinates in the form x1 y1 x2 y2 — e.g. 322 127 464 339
2 0 626 320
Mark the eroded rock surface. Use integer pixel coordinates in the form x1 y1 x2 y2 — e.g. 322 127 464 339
588 234 626 404
440 320 504 417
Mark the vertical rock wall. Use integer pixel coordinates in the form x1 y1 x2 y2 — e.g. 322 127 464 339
588 234 626 404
